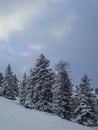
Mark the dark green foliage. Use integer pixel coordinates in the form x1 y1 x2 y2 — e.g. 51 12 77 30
32 54 54 112
52 61 73 120
25 69 35 109
74 74 98 126
0 72 4 88
1 64 15 100
13 74 19 97
19 73 27 106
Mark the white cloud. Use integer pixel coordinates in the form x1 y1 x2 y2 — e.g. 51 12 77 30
0 13 23 40
0 0 46 41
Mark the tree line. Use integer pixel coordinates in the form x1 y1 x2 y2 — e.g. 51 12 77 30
0 54 98 126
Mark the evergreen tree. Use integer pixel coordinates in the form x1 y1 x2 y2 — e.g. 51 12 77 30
19 73 27 106
73 86 81 116
74 74 98 126
0 72 4 88
1 64 15 100
95 96 98 119
0 72 4 95
95 88 98 95
25 69 35 109
94 88 98 121
52 61 73 120
33 54 54 112
13 74 19 97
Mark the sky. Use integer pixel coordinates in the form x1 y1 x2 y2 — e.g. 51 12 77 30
0 0 97 88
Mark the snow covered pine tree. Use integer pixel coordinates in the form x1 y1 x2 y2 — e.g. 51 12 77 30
0 72 4 88
0 72 4 95
19 73 28 106
13 74 19 97
52 61 73 120
0 64 16 100
74 74 98 126
32 54 54 112
25 69 35 109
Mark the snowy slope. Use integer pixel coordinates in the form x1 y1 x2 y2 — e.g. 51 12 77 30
0 97 97 130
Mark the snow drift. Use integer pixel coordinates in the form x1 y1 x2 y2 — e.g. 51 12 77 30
0 97 97 130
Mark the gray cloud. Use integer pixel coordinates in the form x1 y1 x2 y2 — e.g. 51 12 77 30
0 0 97 87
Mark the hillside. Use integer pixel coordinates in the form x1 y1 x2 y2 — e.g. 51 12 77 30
0 97 97 130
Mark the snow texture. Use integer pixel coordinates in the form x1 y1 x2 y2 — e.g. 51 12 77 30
0 97 97 130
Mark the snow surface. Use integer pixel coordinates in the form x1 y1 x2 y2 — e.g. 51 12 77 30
0 97 97 130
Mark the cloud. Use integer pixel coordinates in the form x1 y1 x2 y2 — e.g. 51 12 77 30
0 0 46 41
51 0 64 2
29 44 42 51
0 0 97 87
0 12 23 40
49 12 78 39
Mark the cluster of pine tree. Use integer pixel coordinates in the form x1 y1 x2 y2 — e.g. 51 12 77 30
0 54 98 126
